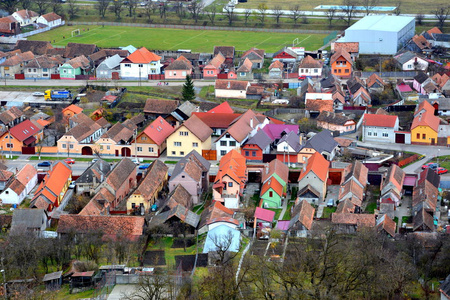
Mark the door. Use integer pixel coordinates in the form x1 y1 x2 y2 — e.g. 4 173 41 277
81 146 93 156
121 147 131 157
395 133 405 144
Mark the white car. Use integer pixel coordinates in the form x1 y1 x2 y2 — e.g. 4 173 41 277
131 158 140 165
69 181 76 189
32 92 44 97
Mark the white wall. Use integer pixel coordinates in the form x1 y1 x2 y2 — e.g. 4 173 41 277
120 61 161 79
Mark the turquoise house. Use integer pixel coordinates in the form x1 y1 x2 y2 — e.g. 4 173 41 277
59 55 91 80
260 177 284 208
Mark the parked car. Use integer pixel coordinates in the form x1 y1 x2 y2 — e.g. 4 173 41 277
436 167 448 175
139 163 151 170
327 198 334 207
91 158 99 164
422 162 438 170
64 158 75 164
69 181 76 189
298 75 307 80
131 158 140 165
37 161 51 167
32 92 44 97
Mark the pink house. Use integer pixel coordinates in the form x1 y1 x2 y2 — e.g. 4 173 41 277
203 53 225 78
164 56 193 80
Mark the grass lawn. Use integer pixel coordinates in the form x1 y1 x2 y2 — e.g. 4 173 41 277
365 202 377 214
267 208 282 220
54 285 94 300
28 25 327 52
148 237 197 267
282 201 294 220
402 216 412 224
321 206 336 219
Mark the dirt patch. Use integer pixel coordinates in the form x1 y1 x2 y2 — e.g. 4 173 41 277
143 250 166 266
175 254 208 271
85 90 106 103
116 102 144 109
171 238 195 248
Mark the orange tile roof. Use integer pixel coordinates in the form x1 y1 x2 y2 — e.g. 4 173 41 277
124 47 161 64
33 162 71 205
305 99 334 113
15 164 37 186
427 27 442 35
207 101 234 114
221 109 261 143
205 53 225 69
140 116 175 146
363 114 398 128
334 42 359 53
261 177 283 198
298 152 329 182
366 73 385 88
330 48 353 65
415 100 435 115
262 159 289 185
332 213 375 227
36 119 51 127
215 149 247 189
269 60 284 70
62 104 83 115
411 111 439 132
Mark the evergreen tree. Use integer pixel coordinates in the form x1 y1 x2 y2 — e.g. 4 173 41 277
182 75 195 101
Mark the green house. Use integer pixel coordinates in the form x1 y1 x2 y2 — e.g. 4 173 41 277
260 177 284 208
59 55 91 80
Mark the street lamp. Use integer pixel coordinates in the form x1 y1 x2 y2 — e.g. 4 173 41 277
438 148 440 167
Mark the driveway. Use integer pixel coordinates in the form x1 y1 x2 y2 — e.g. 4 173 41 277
107 285 137 300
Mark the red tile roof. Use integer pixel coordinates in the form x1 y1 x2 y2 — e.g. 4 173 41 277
208 101 234 114
363 114 398 128
262 159 289 185
376 214 396 237
298 152 329 182
261 177 284 198
305 99 334 113
10 120 42 142
330 48 353 65
140 116 175 146
331 213 376 227
192 112 241 129
199 201 235 229
62 104 83 115
334 42 359 53
411 112 439 132
215 150 247 190
32 162 71 205
124 47 161 64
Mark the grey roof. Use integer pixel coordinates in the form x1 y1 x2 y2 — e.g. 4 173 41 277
181 150 211 171
303 130 338 154
11 209 46 230
414 72 429 84
422 98 450 111
440 274 450 297
30 112 50 121
245 130 271 150
97 54 123 70
76 159 111 184
433 33 450 42
171 101 198 122
395 51 421 65
43 271 63 282
150 205 199 228
277 131 302 152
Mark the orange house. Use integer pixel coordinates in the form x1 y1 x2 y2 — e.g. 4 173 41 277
203 53 225 79
0 120 43 154
62 104 83 124
330 49 353 78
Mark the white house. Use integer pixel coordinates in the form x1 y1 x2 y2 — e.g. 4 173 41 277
362 113 399 143
0 164 38 205
120 47 162 80
395 51 429 71
36 12 62 28
12 9 39 26
298 55 323 78
214 80 250 99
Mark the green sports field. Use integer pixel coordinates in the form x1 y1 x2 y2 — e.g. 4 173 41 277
27 25 327 53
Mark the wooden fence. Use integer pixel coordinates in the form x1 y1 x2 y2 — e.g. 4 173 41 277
396 154 420 167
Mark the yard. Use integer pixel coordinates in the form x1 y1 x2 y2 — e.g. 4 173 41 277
321 206 336 219
28 25 327 53
146 237 197 267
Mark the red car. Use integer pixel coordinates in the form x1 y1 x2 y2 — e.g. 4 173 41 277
436 167 448 175
64 158 75 164
298 75 307 80
422 162 438 170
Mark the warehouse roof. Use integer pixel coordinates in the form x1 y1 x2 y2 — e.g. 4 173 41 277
346 15 414 33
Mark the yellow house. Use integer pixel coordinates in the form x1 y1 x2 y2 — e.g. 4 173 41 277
411 101 439 145
166 115 213 158
127 160 168 214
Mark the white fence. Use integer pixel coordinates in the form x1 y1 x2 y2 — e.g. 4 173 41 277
14 21 65 39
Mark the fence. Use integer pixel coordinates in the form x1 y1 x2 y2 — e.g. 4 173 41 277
69 21 334 35
14 21 65 39
359 71 418 78
323 31 338 46
396 154 420 167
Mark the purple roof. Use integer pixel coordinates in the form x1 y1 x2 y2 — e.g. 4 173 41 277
404 175 416 187
276 220 290 231
254 207 275 222
262 124 299 141
397 84 412 92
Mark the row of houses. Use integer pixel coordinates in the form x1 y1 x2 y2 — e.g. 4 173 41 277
0 10 62 36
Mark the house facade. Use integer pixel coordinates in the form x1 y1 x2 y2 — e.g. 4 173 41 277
96 54 122 79
36 12 62 28
298 152 329 204
298 55 323 78
0 120 43 154
59 55 91 80
411 101 439 145
362 114 399 143
120 47 162 79
164 56 193 80
330 49 352 78
12 9 39 26
215 80 250 99
0 164 37 205
133 116 174 158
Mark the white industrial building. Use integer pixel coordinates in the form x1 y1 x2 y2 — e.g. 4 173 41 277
337 15 415 55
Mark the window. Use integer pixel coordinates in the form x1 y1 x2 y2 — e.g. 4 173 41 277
373 132 377 136
382 133 388 137
407 64 412 69
62 144 67 149
314 69 318 73
334 69 337 73
416 133 420 139
6 143 13 148
43 68 48 72
179 131 189 136
269 191 273 197
100 145 103 150
107 146 110 150
180 151 184 155
338 69 341 73
226 134 231 138
125 64 131 67
43 73 48 77
33 68 36 72
252 151 256 157
345 69 349 73
141 136 147 141
228 182 233 187
220 141 227 146
148 147 154 152
240 72 246 76
182 71 186 76
229 141 236 147
245 151 249 156
368 132 372 136
174 142 181 146
172 151 176 155
28 68 31 72
173 72 177 76
192 142 198 147
422 133 426 139
138 64 143 67
221 150 226 156
137 147 142 152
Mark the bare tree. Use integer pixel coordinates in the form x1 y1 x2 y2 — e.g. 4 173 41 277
66 194 90 214
144 1 155 23
66 0 80 20
224 5 235 26
244 9 252 25
34 0 49 15
122 269 176 300
326 8 337 27
433 6 450 29
361 0 379 15
414 13 424 25
19 0 32 10
188 0 204 24
205 5 217 25
393 0 401 15
111 0 125 19
175 1 185 22
257 3 268 26
96 0 111 18
159 3 167 21
127 0 138 18
273 5 284 26
290 5 301 26
0 0 19 14
50 0 63 15
341 0 358 26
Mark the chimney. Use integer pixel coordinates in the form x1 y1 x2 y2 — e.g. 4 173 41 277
227 81 230 89
101 173 104 182
250 118 253 128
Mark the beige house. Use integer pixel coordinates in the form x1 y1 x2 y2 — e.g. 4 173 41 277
215 80 250 99
166 115 212 158
133 116 175 158
316 111 356 134
0 51 34 78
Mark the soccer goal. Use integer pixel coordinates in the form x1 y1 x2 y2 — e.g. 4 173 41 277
71 29 81 37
